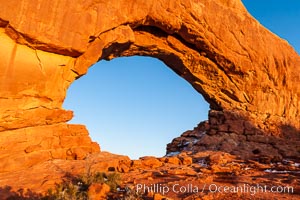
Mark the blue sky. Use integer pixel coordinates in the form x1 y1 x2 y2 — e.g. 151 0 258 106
63 1 300 159
242 0 300 53
64 57 208 159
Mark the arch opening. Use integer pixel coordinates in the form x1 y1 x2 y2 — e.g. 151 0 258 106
63 56 209 159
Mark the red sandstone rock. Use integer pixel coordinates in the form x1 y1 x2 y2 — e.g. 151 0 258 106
88 183 110 200
167 110 300 161
0 0 299 197
140 156 163 169
163 156 181 165
178 153 193 165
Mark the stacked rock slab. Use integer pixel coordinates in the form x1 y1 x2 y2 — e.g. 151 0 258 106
0 0 299 175
167 109 300 162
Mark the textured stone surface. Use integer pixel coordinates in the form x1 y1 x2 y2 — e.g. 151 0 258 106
88 183 110 200
0 151 131 195
167 110 300 161
1 151 300 199
1 0 299 129
0 0 300 194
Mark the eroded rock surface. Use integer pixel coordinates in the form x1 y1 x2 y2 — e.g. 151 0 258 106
1 151 299 199
167 110 300 161
0 0 299 195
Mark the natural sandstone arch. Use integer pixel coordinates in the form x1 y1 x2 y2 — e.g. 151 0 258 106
64 56 209 159
0 0 299 173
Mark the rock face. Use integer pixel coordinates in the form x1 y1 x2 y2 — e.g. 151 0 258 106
0 0 299 182
167 110 300 161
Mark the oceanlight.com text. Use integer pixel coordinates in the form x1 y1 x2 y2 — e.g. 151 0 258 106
207 183 293 196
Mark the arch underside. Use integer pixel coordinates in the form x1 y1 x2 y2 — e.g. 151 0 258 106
78 23 300 160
